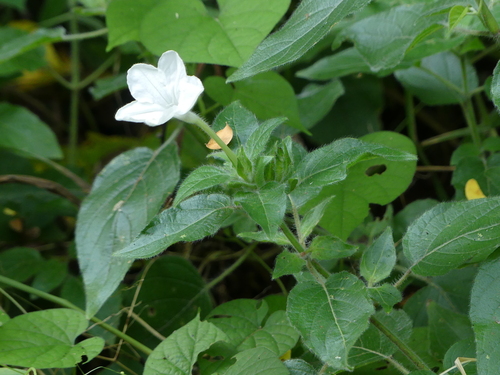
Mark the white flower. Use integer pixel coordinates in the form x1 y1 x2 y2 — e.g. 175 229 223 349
115 50 204 126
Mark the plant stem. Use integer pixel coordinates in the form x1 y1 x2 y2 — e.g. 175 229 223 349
0 275 152 355
67 0 80 167
460 58 481 149
370 315 432 372
475 0 500 34
183 112 239 168
280 223 306 254
63 28 108 41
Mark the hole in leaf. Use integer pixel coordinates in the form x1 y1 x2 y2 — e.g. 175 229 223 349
365 164 387 176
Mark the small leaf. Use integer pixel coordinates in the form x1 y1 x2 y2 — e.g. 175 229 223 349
308 235 358 260
299 198 332 241
0 309 104 368
245 117 286 161
173 165 232 206
238 230 290 246
224 347 289 375
360 227 396 285
115 194 234 259
144 314 227 375
273 250 306 279
206 124 234 150
227 0 372 82
465 178 486 200
448 5 469 32
235 182 287 236
368 284 402 313
403 197 500 276
212 101 259 147
470 258 500 375
0 103 62 159
287 272 374 370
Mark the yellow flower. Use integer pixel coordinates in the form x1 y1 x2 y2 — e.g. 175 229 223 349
465 179 486 200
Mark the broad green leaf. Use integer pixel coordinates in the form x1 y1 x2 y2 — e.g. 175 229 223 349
395 52 478 105
0 0 26 11
115 194 234 259
403 266 477 327
144 314 227 375
297 80 345 130
0 27 64 63
295 136 416 189
245 117 286 161
107 0 289 67
237 230 290 246
227 0 372 82
427 302 473 358
287 272 374 370
272 250 306 279
207 73 306 131
308 235 358 260
443 338 477 375
449 5 469 31
403 198 500 276
393 327 441 370
0 309 104 368
470 258 500 375
235 182 287 236
348 309 412 368
0 247 42 282
0 28 46 76
283 359 316 375
301 132 416 239
89 73 127 100
224 347 289 375
339 3 453 72
491 59 500 111
125 256 212 348
360 227 396 286
393 199 439 241
207 299 299 356
76 142 180 317
173 165 232 206
368 284 402 313
0 103 62 159
31 259 67 294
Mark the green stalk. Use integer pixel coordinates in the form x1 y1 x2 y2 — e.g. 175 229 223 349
0 275 152 356
183 112 239 168
67 0 80 167
370 315 432 372
460 58 482 149
62 28 108 42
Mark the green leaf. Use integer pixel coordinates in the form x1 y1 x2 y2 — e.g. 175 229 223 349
403 266 477 327
305 131 416 240
340 3 449 72
403 197 500 276
0 103 62 159
491 59 500 112
393 199 439 241
0 0 26 11
368 284 402 313
238 230 290 246
31 259 67 294
173 165 232 206
235 182 287 236
212 101 259 148
0 309 104 368
245 117 286 161
295 136 416 189
283 359 317 375
76 143 180 317
297 80 345 130
448 5 469 32
144 314 227 375
0 247 42 282
299 198 332 242
427 302 473 358
115 194 234 259
308 235 358 261
287 272 374 370
348 309 412 368
470 258 500 375
207 299 299 356
0 28 46 76
443 338 477 375
395 52 478 105
227 0 372 82
360 227 396 285
0 27 64 63
107 0 290 67
272 250 306 279
125 256 212 348
224 347 289 375
89 73 127 100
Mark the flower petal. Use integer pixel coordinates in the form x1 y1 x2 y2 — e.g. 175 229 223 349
115 101 176 126
176 75 204 114
158 50 186 82
127 64 172 107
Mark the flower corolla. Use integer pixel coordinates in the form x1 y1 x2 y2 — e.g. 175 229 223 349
115 50 204 126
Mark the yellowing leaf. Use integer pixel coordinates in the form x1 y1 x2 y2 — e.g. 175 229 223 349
465 178 486 200
206 123 233 150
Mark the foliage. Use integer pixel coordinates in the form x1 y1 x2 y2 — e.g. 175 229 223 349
1 0 500 374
